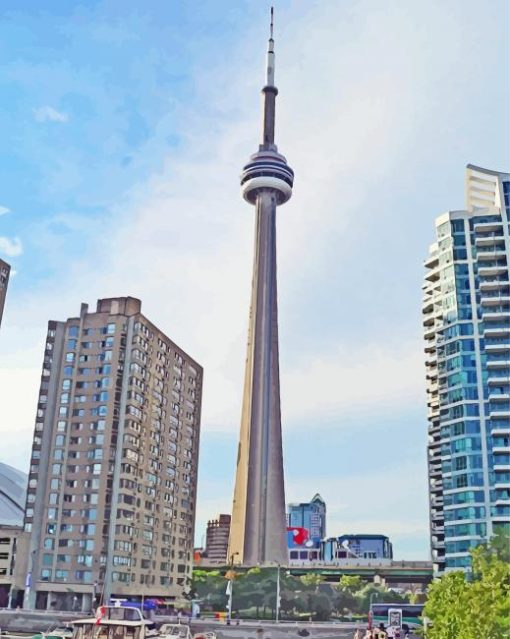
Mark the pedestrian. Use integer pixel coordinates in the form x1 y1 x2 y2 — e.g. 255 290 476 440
376 623 388 639
353 629 362 639
363 630 374 639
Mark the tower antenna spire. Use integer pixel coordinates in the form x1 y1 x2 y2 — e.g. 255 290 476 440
262 6 277 146
266 6 275 87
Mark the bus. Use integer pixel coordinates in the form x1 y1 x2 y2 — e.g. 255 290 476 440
370 603 425 630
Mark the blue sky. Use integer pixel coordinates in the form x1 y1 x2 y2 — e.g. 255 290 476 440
0 0 508 559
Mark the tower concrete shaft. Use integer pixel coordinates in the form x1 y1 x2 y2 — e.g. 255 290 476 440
229 8 293 566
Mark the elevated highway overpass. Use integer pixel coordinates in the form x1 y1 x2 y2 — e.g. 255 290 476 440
196 560 433 587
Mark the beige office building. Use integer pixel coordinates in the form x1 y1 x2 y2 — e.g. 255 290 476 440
0 259 10 329
23 297 203 610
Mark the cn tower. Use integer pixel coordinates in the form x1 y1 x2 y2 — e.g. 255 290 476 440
228 8 293 566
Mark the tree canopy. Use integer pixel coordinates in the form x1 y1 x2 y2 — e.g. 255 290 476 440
191 566 410 621
424 532 510 639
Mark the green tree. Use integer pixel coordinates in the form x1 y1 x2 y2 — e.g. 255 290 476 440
338 575 364 593
424 535 510 639
300 573 326 588
311 593 333 621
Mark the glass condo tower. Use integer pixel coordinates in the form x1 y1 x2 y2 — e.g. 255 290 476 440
423 165 510 573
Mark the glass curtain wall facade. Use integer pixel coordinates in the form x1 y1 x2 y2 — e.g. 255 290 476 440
423 165 510 573
287 494 326 543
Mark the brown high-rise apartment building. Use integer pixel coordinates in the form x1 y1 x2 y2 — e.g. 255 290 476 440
0 259 10 329
205 514 231 564
23 297 203 611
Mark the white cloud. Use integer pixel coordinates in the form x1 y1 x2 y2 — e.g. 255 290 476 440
282 344 424 425
0 206 10 216
0 0 461 444
0 236 22 257
33 105 69 123
0 364 41 472
0 0 503 554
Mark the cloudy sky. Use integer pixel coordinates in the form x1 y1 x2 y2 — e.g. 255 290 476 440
0 0 508 559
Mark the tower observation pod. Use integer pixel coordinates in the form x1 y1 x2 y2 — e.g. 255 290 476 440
229 7 293 567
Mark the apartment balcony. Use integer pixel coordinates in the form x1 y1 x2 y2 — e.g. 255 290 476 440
478 264 508 277
476 247 508 260
474 221 503 233
429 401 440 413
424 325 437 340
427 407 439 419
479 277 509 291
488 390 510 401
429 446 441 459
491 409 510 420
482 309 510 322
422 302 434 316
480 293 510 306
485 339 510 352
424 344 436 357
491 424 510 436
484 330 510 344
487 357 510 369
475 233 505 247
424 253 440 269
427 377 439 389
487 372 510 385
430 475 443 488
428 424 441 438
430 465 442 478
427 369 439 382
493 447 510 456
425 266 441 282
